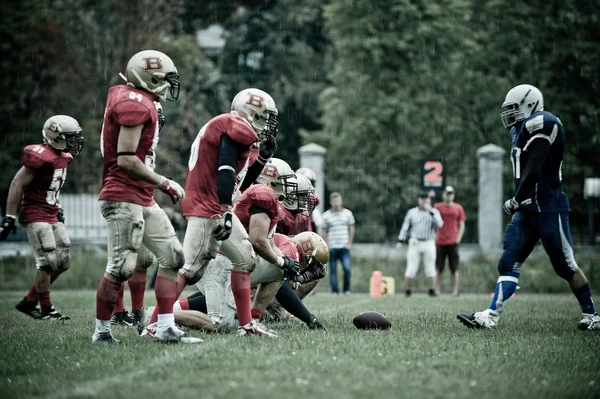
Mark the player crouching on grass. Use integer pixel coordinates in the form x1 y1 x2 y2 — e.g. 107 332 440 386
1 115 84 321
457 84 600 330
140 231 329 332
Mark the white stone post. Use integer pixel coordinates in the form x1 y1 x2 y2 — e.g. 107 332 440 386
298 143 327 213
477 144 506 253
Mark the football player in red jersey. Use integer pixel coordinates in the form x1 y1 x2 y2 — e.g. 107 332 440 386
276 173 316 236
92 50 201 345
144 88 279 335
1 115 83 321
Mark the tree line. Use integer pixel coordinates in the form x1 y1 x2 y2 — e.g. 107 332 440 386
1 0 598 243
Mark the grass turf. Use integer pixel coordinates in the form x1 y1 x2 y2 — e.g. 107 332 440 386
0 290 598 399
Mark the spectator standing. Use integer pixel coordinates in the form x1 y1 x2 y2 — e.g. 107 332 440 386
434 186 466 296
396 192 444 297
321 192 355 295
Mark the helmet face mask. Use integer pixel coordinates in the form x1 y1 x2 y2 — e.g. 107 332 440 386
42 115 84 156
295 175 316 214
500 84 544 129
257 158 297 207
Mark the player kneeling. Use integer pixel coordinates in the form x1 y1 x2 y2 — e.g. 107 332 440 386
1 115 83 321
141 231 328 332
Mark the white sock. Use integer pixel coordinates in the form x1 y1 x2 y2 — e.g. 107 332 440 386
157 313 175 330
95 319 111 333
173 301 182 311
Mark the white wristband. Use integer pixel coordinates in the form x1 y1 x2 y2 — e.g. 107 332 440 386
155 175 166 188
6 214 16 219
276 257 284 267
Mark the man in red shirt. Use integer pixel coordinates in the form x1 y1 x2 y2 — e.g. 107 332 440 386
434 186 466 296
1 115 83 321
92 50 201 345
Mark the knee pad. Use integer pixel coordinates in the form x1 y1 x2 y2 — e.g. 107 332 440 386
56 254 71 273
231 251 257 273
107 251 137 281
161 240 185 271
136 249 156 270
497 254 522 275
36 250 57 273
552 261 577 281
180 255 212 284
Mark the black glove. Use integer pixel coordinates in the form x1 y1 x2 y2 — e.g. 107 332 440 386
0 216 17 241
212 211 233 241
308 315 326 330
503 197 519 215
259 134 277 161
279 255 300 276
57 207 65 224
290 262 328 284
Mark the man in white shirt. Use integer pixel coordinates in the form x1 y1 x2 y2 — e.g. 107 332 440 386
396 192 444 297
320 192 355 295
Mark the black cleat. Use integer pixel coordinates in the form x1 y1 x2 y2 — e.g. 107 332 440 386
41 306 70 321
457 313 479 328
131 309 143 326
111 310 135 326
92 331 119 345
16 299 42 319
308 315 326 330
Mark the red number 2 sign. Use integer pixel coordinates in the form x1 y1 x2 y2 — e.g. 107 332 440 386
422 160 445 188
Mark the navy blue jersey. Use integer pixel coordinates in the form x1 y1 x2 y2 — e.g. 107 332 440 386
510 110 570 213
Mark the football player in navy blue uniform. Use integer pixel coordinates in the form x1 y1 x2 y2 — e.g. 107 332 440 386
458 84 599 330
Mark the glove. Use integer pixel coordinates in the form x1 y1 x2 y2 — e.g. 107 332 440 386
0 216 17 241
503 197 520 215
57 207 65 224
156 176 185 204
290 262 328 284
307 315 326 330
213 210 233 241
278 255 300 277
258 134 277 161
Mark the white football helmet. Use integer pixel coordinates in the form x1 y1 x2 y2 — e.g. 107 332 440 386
42 115 84 156
120 50 180 101
500 84 544 129
256 158 297 203
292 231 330 270
294 174 316 214
231 88 278 139
296 167 317 185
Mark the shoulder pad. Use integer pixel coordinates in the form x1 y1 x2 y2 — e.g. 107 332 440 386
226 114 259 146
22 145 51 168
248 185 278 214
111 90 154 126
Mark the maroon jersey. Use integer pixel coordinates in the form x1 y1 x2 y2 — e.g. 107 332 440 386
233 184 279 236
98 85 159 206
273 233 299 261
276 205 312 235
19 144 73 224
182 113 259 217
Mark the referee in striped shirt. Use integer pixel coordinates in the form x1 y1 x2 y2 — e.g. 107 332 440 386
396 191 444 297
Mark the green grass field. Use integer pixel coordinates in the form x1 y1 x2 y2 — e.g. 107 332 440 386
0 290 598 399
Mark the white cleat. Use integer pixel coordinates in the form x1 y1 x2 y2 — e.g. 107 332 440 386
578 313 600 330
237 320 278 337
457 309 499 329
154 325 203 344
92 331 119 345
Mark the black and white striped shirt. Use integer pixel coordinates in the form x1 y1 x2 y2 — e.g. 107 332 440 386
398 207 443 242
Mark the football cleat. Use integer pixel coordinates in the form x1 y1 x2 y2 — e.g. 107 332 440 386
111 310 135 326
578 313 600 330
16 299 42 319
307 315 326 330
237 320 278 337
457 309 499 329
153 325 203 344
92 331 119 345
41 306 70 321
131 309 143 325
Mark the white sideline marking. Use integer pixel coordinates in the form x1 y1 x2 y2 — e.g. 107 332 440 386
45 344 211 399
46 298 374 399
